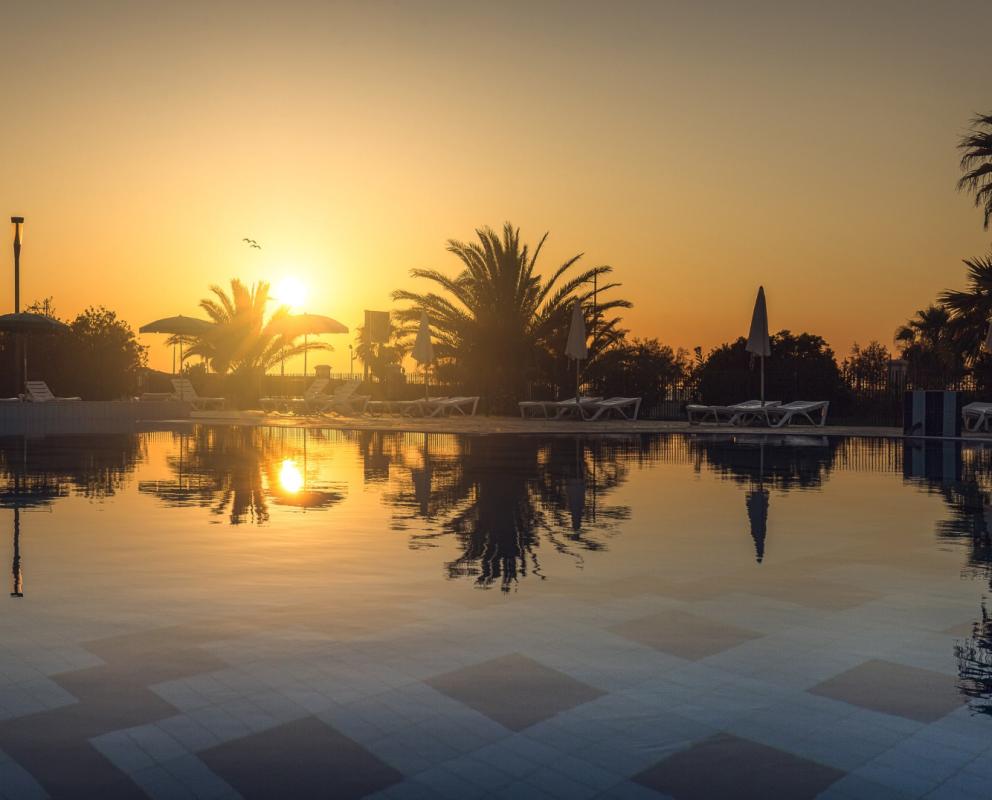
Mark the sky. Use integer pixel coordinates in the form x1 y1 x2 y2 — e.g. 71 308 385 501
1 0 990 372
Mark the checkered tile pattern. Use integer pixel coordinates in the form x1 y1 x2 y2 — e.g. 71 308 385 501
1 430 991 799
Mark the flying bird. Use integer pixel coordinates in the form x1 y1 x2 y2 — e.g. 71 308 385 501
242 238 261 249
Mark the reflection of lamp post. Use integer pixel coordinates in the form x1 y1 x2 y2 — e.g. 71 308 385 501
11 217 24 313
10 506 23 597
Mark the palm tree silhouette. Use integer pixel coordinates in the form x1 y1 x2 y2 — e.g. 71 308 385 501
392 223 629 410
385 435 633 592
182 278 326 375
940 254 992 361
958 112 992 231
895 305 963 387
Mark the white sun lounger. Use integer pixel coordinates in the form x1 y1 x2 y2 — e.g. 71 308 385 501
687 400 779 426
170 378 225 410
759 400 829 428
423 396 480 417
963 402 992 432
550 397 603 420
24 381 81 402
315 380 370 415
581 396 642 421
518 397 602 419
260 378 329 413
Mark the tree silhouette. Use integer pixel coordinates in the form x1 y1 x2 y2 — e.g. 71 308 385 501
958 112 992 231
392 223 629 411
184 279 326 375
383 434 635 591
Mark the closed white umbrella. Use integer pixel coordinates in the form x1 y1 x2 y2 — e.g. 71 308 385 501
411 312 435 399
984 319 992 353
565 300 588 401
745 286 771 405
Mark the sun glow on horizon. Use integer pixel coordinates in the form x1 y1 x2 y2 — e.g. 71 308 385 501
274 276 308 312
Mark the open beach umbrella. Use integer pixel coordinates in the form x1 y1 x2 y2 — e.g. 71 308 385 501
269 313 349 377
0 313 69 334
565 300 588 401
411 312 435 399
745 286 771 405
0 312 70 389
139 315 213 374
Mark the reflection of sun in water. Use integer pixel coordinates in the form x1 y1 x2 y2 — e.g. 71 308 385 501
278 459 304 494
274 277 307 311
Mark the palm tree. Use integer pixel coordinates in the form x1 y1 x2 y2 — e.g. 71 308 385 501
392 223 630 409
183 279 326 375
896 304 952 350
940 254 992 360
354 319 408 382
959 112 992 230
895 304 964 387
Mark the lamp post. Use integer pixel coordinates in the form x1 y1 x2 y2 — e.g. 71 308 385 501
11 217 23 313
10 218 24 394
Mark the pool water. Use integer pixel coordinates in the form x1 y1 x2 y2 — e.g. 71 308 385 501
1 427 990 799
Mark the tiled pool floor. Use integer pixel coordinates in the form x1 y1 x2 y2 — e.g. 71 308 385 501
1 428 990 798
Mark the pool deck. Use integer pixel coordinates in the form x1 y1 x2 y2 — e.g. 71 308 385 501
181 410 992 442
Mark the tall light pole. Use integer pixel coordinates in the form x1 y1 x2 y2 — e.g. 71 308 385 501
11 217 23 312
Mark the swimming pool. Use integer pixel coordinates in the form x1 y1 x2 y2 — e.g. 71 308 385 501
1 427 990 798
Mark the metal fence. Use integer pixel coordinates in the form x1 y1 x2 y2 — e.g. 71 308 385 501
637 376 981 426
149 368 982 427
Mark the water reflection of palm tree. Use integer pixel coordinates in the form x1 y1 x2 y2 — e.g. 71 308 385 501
908 442 992 715
385 435 633 591
957 603 992 716
139 427 344 523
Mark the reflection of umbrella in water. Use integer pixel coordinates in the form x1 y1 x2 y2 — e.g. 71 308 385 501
566 439 588 531
745 441 769 563
138 315 213 374
0 312 70 388
410 433 433 516
268 313 348 377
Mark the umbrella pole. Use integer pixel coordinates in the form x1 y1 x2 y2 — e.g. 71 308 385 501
304 334 308 378
425 365 429 400
760 356 765 405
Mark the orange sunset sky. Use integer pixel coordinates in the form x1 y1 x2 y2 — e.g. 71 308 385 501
1 0 990 373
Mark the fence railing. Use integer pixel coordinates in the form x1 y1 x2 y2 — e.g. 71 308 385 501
147 368 984 427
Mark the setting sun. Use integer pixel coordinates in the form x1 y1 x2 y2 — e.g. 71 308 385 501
274 277 307 312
